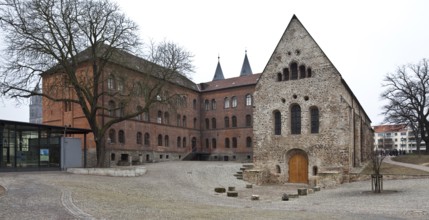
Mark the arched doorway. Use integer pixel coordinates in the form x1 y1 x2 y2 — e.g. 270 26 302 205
288 150 308 183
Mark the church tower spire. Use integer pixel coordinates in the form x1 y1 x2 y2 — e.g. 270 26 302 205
212 55 225 81
239 50 253 76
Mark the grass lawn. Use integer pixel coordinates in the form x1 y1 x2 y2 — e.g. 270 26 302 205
391 154 429 166
360 161 429 175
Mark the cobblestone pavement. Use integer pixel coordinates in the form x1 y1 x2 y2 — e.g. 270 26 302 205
0 161 428 220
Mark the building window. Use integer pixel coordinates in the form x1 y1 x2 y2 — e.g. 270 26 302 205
164 112 170 124
245 115 252 127
157 111 162 124
136 106 143 120
274 110 281 135
307 68 312 77
205 118 210 129
246 137 252 148
64 101 72 112
212 118 216 129
118 130 125 144
117 78 124 93
137 132 142 144
225 138 230 148
205 138 209 148
107 75 115 90
177 137 182 147
224 97 230 108
144 133 150 146
108 100 115 117
211 99 216 110
164 135 169 147
212 138 217 149
183 137 187 148
231 96 237 108
193 118 197 129
232 137 237 148
310 107 319 134
143 110 149 122
177 114 181 126
283 68 290 81
277 72 282 81
224 117 230 128
205 99 210 110
290 62 298 80
158 134 163 146
182 116 187 127
193 99 197 110
109 129 116 143
291 104 301 134
232 116 237 128
118 102 125 117
299 65 306 79
245 94 252 106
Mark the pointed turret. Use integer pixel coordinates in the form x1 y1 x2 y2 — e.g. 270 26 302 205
212 56 225 81
240 50 253 76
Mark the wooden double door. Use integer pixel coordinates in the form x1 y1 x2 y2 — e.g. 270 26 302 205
288 153 308 183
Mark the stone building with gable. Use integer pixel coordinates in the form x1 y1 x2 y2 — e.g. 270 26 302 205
246 15 374 187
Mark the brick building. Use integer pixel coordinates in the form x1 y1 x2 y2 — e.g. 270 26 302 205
245 15 374 187
42 48 258 166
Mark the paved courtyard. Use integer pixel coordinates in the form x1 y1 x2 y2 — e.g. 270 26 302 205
0 161 428 220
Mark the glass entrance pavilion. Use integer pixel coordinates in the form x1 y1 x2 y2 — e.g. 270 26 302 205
0 120 91 171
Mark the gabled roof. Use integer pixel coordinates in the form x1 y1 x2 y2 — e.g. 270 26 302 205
200 73 261 92
373 124 407 133
212 57 225 81
240 51 253 76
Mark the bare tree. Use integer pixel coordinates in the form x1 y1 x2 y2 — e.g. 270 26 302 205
381 58 429 154
0 0 193 167
368 149 385 193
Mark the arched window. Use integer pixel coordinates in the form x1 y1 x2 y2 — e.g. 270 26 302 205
232 96 237 108
245 94 252 106
307 67 312 78
290 62 298 80
193 118 197 129
205 138 209 148
183 137 187 148
137 132 142 144
205 118 210 129
232 137 237 148
291 104 301 134
224 116 230 128
158 134 163 146
283 68 290 81
211 99 216 110
277 72 282 81
224 97 230 108
164 135 169 147
204 99 209 110
144 133 150 146
299 65 306 79
177 137 181 147
177 114 181 126
182 116 187 127
212 118 216 129
164 112 169 124
225 138 230 148
310 107 319 134
245 115 252 127
107 75 115 90
274 110 281 135
193 99 197 110
212 138 217 149
246 137 252 148
118 130 125 144
108 100 115 117
232 116 237 127
108 129 116 143
157 111 162 124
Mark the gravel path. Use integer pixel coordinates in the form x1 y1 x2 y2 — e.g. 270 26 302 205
0 161 428 220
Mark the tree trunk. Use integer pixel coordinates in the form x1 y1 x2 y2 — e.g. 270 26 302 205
96 137 107 167
371 174 383 193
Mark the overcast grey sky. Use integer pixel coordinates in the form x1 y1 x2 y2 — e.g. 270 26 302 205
1 0 429 125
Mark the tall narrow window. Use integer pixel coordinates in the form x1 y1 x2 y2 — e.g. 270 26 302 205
311 107 319 134
118 130 125 144
205 99 209 110
144 133 150 146
183 137 187 148
291 104 301 134
107 75 115 90
136 106 143 120
177 137 181 147
137 132 142 144
118 102 125 117
212 118 216 129
245 115 252 127
246 137 252 148
205 138 209 148
299 65 306 79
164 112 169 124
117 78 124 93
182 116 187 127
225 138 230 148
232 116 237 127
164 135 169 147
277 72 282 81
283 68 290 81
290 62 298 80
224 116 230 128
109 129 116 143
245 94 252 106
158 134 163 146
157 111 162 124
211 99 216 110
212 138 217 149
232 96 237 108
224 97 230 108
205 118 210 129
232 137 237 148
143 110 149 122
193 118 197 129
177 114 181 126
274 110 281 135
307 67 312 78
193 99 197 109
108 100 115 117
